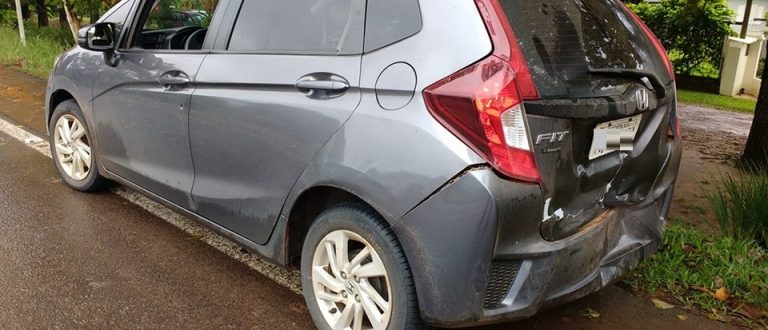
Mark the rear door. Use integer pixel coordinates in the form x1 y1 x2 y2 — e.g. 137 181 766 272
188 0 365 244
497 0 679 240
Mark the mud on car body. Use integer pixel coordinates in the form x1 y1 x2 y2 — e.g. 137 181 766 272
46 0 681 328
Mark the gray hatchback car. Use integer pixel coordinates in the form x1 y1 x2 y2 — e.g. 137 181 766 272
45 0 682 328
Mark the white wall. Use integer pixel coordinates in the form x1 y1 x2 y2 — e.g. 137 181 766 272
729 0 768 21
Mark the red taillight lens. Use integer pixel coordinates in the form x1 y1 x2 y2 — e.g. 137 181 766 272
423 0 541 183
623 4 675 80
475 0 539 100
424 56 540 183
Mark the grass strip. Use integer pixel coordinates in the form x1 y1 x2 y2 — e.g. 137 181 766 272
624 224 768 327
677 89 757 113
0 26 71 79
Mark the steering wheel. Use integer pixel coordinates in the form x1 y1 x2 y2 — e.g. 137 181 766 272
162 26 200 50
185 28 207 50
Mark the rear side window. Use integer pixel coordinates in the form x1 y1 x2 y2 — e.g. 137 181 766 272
499 0 663 99
364 0 422 52
228 0 365 55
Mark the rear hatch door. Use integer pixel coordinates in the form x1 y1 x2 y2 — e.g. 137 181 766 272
498 0 678 240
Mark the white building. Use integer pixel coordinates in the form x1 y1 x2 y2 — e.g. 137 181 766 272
728 0 768 34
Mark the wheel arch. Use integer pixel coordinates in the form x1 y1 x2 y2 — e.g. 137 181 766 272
47 89 76 127
285 185 378 267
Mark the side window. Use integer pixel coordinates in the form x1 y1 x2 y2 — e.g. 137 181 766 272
364 0 422 53
228 0 365 55
98 0 134 39
129 0 219 50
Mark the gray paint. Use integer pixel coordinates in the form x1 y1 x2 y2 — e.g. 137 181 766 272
189 54 362 244
45 0 684 327
92 52 205 208
375 62 417 110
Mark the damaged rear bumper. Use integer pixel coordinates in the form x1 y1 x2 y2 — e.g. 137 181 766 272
392 167 676 327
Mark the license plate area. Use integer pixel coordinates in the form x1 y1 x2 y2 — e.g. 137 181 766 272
589 115 642 160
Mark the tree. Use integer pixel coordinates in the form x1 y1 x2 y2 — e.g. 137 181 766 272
741 61 768 167
628 0 734 75
35 0 48 27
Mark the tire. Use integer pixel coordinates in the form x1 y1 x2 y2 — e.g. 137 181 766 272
301 203 423 330
49 100 109 192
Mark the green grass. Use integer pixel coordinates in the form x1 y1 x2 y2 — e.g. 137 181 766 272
706 170 768 248
677 89 757 113
624 224 768 326
0 26 71 79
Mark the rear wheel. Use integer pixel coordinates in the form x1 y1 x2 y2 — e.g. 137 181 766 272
301 204 422 330
49 100 109 192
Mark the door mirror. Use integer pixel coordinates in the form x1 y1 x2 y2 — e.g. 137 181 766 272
78 23 117 51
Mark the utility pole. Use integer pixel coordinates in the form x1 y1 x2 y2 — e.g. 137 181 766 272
13 0 26 46
740 0 753 39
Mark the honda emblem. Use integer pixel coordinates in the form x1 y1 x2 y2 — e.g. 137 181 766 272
635 89 650 111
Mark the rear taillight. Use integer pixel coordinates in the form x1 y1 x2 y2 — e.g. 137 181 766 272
623 4 675 80
423 0 541 183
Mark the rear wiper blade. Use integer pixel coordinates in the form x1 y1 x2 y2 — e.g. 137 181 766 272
587 67 667 99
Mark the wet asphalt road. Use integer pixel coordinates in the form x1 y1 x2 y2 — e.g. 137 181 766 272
0 128 314 328
0 66 736 329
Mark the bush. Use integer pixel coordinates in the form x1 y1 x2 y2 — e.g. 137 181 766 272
706 168 768 248
628 0 735 75
0 26 71 78
0 9 16 27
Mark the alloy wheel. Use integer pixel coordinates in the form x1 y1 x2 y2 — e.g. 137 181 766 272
311 230 393 330
53 114 92 181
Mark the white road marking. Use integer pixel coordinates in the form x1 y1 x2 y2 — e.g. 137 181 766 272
0 115 302 294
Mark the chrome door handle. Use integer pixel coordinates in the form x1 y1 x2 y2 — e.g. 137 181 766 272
296 74 350 99
295 79 349 92
158 71 190 91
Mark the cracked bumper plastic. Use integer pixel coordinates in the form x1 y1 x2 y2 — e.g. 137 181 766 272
392 168 675 327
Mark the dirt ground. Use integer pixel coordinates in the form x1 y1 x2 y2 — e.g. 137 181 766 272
672 104 753 234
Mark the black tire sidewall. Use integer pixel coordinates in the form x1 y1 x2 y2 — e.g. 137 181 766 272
49 100 103 192
301 205 417 330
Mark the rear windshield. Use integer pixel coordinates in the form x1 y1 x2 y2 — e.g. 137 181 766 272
499 0 665 99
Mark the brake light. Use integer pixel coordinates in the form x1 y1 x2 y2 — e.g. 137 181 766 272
423 0 541 183
475 0 538 100
623 4 675 80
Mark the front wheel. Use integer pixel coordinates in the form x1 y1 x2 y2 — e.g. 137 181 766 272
301 204 423 330
49 100 109 192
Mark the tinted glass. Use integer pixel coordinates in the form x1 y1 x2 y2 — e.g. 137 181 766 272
143 1 214 30
499 0 665 98
99 0 134 37
131 0 219 50
364 0 421 52
228 0 365 55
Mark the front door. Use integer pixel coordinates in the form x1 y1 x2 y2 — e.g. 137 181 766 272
189 0 366 244
92 0 222 208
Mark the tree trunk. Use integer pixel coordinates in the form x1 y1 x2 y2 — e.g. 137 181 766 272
741 56 768 167
89 0 99 24
741 0 754 39
58 7 68 30
21 1 31 20
35 0 48 27
62 0 78 45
